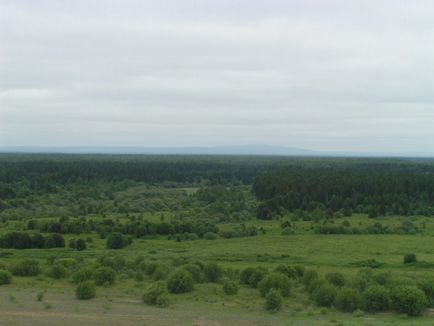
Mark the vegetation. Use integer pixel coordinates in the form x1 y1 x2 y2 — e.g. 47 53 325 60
1 154 434 324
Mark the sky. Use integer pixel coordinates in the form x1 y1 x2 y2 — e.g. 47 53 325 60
1 0 434 153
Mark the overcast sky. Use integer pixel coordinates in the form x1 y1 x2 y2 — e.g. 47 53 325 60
1 0 434 152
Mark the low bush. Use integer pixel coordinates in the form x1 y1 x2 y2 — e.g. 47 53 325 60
94 267 116 286
76 281 96 300
222 279 238 295
313 283 338 307
302 269 319 289
204 263 223 282
152 264 170 281
325 272 345 287
240 266 268 288
10 259 40 276
335 287 360 312
72 267 94 284
392 286 427 316
0 270 12 285
49 264 68 279
361 285 390 313
143 281 170 307
265 289 283 312
182 263 202 282
258 273 292 297
167 269 194 293
403 253 417 264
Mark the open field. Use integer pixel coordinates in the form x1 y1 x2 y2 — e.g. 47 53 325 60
2 155 434 325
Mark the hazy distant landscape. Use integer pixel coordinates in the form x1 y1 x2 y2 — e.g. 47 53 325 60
2 0 434 325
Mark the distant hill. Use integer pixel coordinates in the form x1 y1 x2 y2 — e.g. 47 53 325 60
1 145 434 157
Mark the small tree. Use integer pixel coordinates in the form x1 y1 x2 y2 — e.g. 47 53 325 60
76 281 96 300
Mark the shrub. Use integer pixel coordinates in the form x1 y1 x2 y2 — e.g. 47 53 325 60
10 259 40 276
76 281 96 300
167 269 194 293
75 239 87 251
182 263 202 282
362 286 390 313
72 267 94 284
240 266 268 288
143 281 170 307
106 232 128 249
274 265 298 279
335 288 361 312
222 279 238 295
204 263 223 282
49 264 68 279
302 269 319 289
152 264 170 281
265 289 283 311
93 267 116 286
418 278 434 306
258 273 292 297
98 255 126 272
0 270 12 285
203 232 219 240
44 233 65 248
391 286 427 316
404 253 417 264
325 272 345 287
313 283 338 307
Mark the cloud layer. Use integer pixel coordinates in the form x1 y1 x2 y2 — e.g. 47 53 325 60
1 0 434 152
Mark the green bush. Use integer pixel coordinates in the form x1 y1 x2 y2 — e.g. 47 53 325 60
222 279 238 295
72 267 94 284
106 232 128 249
335 287 361 312
240 266 268 288
0 270 12 285
94 267 116 286
152 264 170 281
325 272 345 287
75 239 87 251
313 283 338 307
49 264 68 279
417 278 434 306
204 263 223 282
265 289 283 312
182 263 202 282
392 286 427 316
143 281 170 307
302 269 319 289
10 259 40 276
75 281 96 300
403 253 417 264
362 286 390 313
258 273 292 297
167 269 194 293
